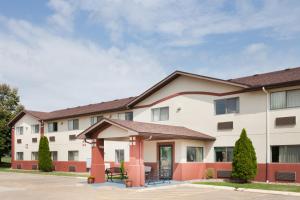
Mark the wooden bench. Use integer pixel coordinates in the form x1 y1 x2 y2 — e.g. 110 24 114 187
105 167 127 182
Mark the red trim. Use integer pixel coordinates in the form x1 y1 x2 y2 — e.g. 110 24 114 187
134 90 247 108
11 127 15 163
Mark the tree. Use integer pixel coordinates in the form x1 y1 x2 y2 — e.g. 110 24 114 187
0 84 23 163
38 136 53 172
232 128 257 182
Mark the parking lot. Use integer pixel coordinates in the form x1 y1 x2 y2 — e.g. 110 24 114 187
0 172 298 200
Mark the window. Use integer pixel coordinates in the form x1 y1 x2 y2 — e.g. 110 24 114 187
16 126 24 135
271 145 300 163
187 147 203 162
215 147 234 162
68 151 79 161
69 135 76 141
31 124 39 134
151 107 169 121
90 116 103 125
31 152 38 160
118 112 133 121
32 138 37 143
68 119 79 130
51 151 58 161
215 97 239 115
271 89 300 110
115 149 124 163
16 152 23 160
48 122 58 132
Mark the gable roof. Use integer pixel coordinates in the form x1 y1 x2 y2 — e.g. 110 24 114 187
77 118 215 141
230 67 300 88
8 97 135 126
127 70 249 107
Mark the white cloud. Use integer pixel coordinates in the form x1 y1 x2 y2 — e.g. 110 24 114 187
0 16 165 111
47 0 300 46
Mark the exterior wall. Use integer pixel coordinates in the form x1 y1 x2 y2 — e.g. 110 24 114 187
12 111 132 172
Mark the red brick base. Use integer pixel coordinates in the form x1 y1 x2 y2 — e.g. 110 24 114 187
11 160 87 172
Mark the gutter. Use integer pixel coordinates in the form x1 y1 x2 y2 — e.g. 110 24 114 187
262 87 269 183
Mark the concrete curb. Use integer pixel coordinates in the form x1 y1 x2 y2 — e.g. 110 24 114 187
185 183 300 197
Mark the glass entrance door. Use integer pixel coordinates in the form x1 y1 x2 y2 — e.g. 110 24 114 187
159 145 173 180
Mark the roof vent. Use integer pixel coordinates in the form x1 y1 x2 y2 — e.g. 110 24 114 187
285 68 291 71
253 74 259 76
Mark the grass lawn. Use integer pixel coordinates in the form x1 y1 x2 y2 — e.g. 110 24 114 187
0 167 89 177
194 181 300 193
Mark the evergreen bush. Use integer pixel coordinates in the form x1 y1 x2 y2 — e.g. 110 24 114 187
38 136 53 172
232 128 257 182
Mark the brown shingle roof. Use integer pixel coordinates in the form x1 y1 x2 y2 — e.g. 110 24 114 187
230 67 300 87
10 97 135 125
78 118 215 141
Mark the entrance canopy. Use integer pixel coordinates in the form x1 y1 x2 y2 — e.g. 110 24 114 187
77 118 215 141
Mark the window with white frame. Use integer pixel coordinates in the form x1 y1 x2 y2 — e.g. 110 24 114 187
118 112 133 121
68 119 79 131
215 147 233 162
31 152 38 160
31 124 39 134
187 147 203 162
16 126 24 135
151 107 169 121
16 152 24 160
115 149 125 163
271 145 300 163
51 151 58 161
215 97 239 115
90 116 103 125
270 89 300 110
68 151 79 161
48 122 58 132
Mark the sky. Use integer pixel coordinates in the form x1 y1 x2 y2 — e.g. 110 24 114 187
0 0 300 111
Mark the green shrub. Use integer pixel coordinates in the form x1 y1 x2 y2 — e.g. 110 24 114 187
232 129 257 182
205 168 214 179
120 161 126 180
38 136 53 172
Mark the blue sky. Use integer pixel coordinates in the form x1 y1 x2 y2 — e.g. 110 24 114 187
0 0 300 111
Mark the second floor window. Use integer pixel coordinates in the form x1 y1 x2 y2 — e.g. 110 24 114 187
215 97 239 115
90 116 103 125
16 126 24 135
151 107 169 121
270 89 300 110
48 122 58 132
31 124 39 134
118 112 133 121
68 151 79 161
68 119 79 131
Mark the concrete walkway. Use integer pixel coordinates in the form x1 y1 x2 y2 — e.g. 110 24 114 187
0 172 299 200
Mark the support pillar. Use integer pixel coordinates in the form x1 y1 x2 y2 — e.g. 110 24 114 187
91 139 105 183
127 136 145 187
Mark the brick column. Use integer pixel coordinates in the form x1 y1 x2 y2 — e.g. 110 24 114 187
11 127 15 165
40 121 44 137
91 139 105 183
127 136 145 187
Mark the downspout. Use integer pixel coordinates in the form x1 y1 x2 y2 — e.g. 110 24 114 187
262 87 269 183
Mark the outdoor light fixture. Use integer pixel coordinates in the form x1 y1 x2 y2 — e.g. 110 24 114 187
129 136 136 146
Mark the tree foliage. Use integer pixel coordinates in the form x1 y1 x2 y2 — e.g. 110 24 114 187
0 84 23 162
38 136 53 172
232 128 257 182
